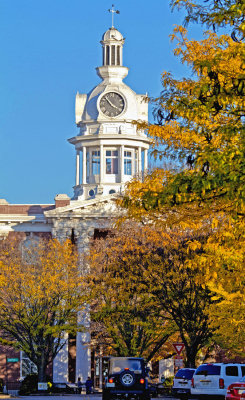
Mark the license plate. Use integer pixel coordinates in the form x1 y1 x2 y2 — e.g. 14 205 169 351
238 389 245 394
201 382 210 385
107 383 115 387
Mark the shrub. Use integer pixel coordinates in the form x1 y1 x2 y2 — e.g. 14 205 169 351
19 374 38 395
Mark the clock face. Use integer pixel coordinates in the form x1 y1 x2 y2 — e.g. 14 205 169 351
99 92 125 117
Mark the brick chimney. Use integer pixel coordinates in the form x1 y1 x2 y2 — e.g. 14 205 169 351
55 194 70 208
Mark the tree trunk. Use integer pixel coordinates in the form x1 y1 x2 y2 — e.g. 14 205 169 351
185 346 198 368
37 352 47 383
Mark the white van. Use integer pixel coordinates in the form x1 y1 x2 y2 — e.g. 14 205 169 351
191 363 245 397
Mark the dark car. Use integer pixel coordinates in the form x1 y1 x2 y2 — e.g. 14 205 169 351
102 357 151 400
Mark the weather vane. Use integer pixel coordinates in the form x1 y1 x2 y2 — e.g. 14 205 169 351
108 4 120 28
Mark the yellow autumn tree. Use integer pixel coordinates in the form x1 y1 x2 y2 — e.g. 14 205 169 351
0 238 87 383
120 0 245 355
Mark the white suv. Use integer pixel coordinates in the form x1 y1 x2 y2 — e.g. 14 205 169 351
191 363 245 398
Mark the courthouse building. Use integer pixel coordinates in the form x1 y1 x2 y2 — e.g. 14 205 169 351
0 21 150 390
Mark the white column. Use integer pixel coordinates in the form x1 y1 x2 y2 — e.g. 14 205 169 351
138 147 142 177
120 145 124 182
100 144 104 184
76 310 91 383
144 149 148 172
82 146 87 185
76 150 80 186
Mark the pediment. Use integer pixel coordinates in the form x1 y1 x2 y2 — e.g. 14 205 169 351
44 195 122 219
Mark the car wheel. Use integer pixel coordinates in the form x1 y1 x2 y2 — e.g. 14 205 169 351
119 370 136 387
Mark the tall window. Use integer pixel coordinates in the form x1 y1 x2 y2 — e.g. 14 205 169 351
111 45 115 65
106 45 110 65
124 151 132 175
117 46 120 65
135 151 138 174
92 150 100 175
86 151 90 177
106 150 118 174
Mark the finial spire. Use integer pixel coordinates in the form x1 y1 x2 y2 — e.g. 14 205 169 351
108 4 120 28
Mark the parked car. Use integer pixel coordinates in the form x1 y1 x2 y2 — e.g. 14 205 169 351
102 357 151 400
191 363 245 398
172 368 196 398
226 376 245 400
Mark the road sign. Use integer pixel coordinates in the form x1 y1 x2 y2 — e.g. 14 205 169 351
6 358 19 362
174 356 184 367
173 343 185 355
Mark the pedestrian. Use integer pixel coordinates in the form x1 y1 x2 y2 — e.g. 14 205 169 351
85 376 93 394
77 377 82 394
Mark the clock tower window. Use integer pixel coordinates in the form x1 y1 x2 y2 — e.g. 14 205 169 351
117 46 120 65
105 45 110 66
124 151 132 175
92 150 100 175
106 150 119 174
111 45 116 65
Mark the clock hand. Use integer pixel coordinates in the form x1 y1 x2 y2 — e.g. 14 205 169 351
104 96 121 110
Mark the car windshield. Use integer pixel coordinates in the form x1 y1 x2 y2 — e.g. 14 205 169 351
175 369 195 379
195 365 221 376
110 359 142 374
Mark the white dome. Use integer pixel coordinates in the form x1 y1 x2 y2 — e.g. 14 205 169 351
102 27 124 42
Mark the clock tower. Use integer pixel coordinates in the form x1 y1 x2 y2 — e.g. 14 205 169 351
68 19 150 200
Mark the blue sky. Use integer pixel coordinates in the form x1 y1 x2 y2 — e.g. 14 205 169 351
0 0 199 204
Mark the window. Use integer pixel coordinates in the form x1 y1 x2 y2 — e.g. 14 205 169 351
106 45 110 65
124 151 132 175
175 369 195 379
111 45 115 65
92 150 100 175
195 365 221 375
106 150 118 174
117 46 120 65
109 359 142 374
109 189 116 194
135 151 138 174
86 151 90 177
242 367 245 377
226 366 238 376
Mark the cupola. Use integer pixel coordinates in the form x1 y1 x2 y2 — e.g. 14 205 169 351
101 27 124 66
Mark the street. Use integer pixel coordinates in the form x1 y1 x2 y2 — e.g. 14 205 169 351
16 395 198 400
